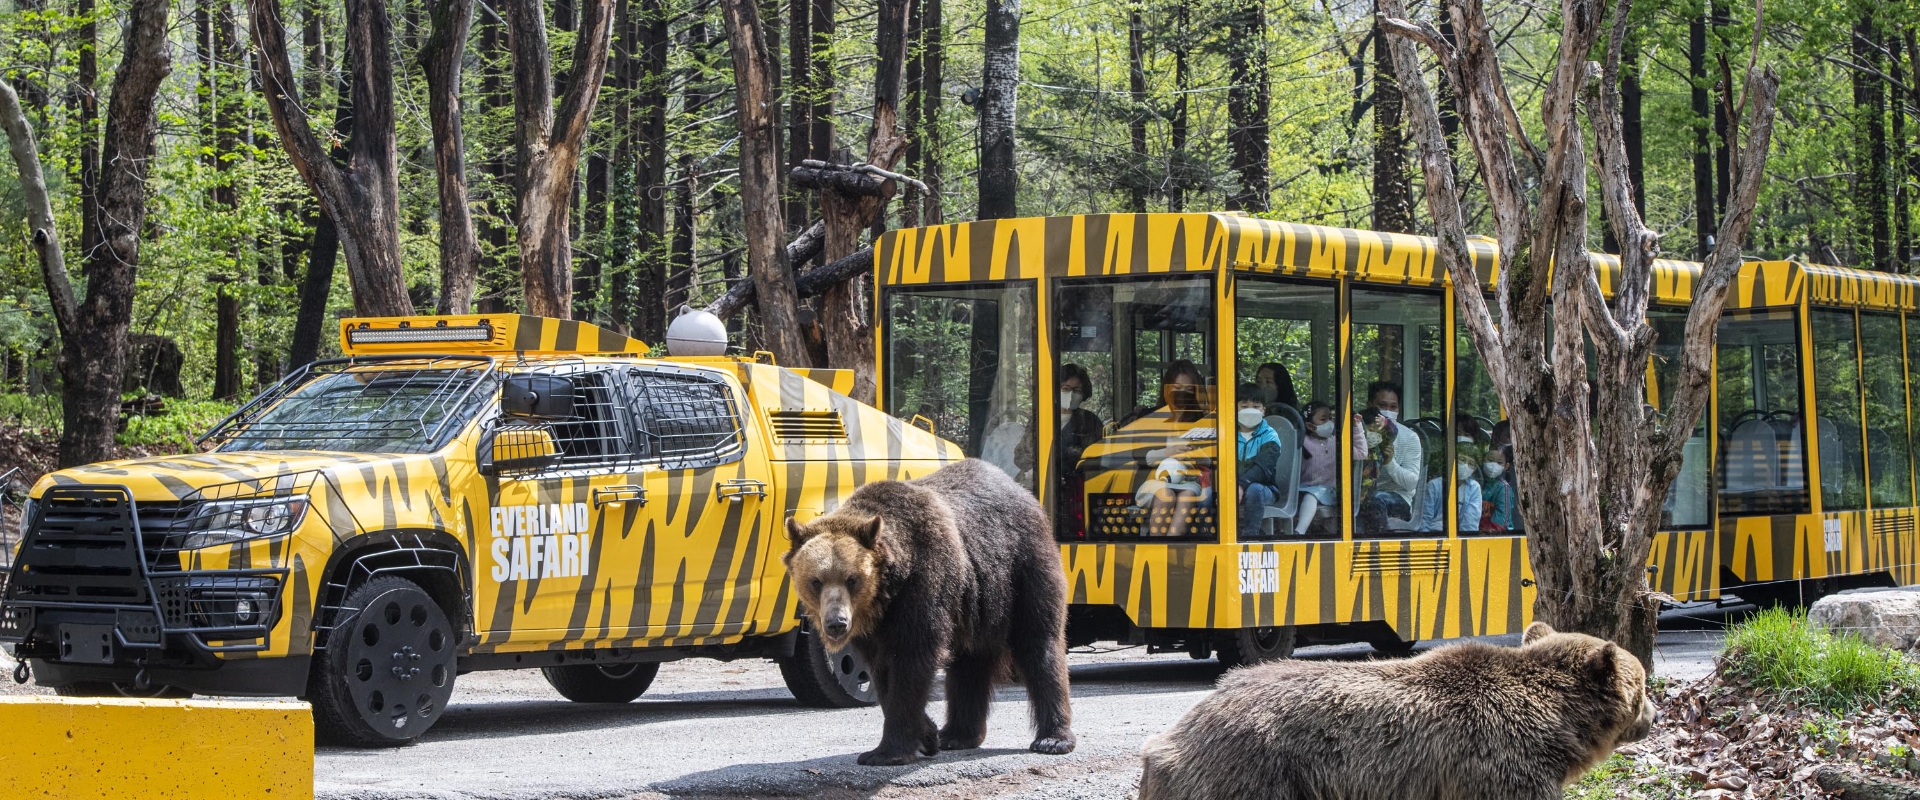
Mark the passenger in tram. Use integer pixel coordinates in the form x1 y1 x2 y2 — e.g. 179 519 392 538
1254 362 1299 414
1357 382 1423 534
1135 360 1211 537
1294 400 1363 536
1234 385 1286 538
1480 446 1515 531
1418 452 1482 532
1048 363 1106 468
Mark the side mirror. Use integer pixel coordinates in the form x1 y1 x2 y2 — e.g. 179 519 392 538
501 374 575 419
482 426 562 475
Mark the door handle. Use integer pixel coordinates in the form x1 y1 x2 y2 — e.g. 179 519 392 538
592 485 647 508
716 479 768 502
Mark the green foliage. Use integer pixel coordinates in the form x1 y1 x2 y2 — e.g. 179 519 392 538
0 393 231 450
1723 608 1920 710
1563 754 1696 800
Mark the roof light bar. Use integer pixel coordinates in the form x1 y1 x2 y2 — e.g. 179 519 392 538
347 323 494 345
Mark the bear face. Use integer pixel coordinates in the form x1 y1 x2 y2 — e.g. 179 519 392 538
1521 622 1656 781
785 515 885 651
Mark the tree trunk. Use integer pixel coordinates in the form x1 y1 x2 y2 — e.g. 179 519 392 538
421 0 482 314
1169 2 1189 212
289 212 339 369
1856 18 1892 270
1371 5 1412 232
1894 35 1911 271
1689 8 1713 257
214 283 241 400
1226 0 1269 212
251 0 413 316
1606 21 1645 253
978 0 1020 219
1377 0 1779 670
919 0 943 223
57 0 171 467
810 0 834 163
505 0 615 318
720 0 811 366
1126 3 1149 213
788 0 814 232
74 0 101 259
631 0 670 341
670 154 698 314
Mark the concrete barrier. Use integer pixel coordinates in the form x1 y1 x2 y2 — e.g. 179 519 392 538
0 696 312 798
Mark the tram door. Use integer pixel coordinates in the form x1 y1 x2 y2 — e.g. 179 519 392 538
1349 289 1450 537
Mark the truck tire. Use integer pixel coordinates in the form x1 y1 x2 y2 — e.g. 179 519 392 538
1215 625 1296 668
309 576 459 747
541 663 661 703
778 625 877 708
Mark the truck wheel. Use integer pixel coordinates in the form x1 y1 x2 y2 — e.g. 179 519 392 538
541 663 661 703
1369 635 1418 657
309 576 459 747
778 625 877 708
53 681 191 699
1215 625 1295 668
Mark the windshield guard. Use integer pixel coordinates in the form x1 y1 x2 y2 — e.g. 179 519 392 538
201 356 496 454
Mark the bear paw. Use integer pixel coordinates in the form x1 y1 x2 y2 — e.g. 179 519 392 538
1029 733 1077 755
857 747 923 766
939 726 986 751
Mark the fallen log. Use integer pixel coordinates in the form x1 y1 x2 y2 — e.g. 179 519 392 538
706 245 876 320
1815 765 1920 800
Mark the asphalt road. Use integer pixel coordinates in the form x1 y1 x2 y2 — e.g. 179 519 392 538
0 604 1741 799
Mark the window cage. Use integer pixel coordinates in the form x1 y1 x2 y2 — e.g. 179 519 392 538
202 356 496 454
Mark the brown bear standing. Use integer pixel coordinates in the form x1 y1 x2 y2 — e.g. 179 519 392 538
784 459 1076 765
1139 622 1654 799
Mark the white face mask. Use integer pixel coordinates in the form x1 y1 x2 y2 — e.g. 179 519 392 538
1483 462 1505 479
1379 409 1399 422
1312 421 1334 438
1457 463 1476 482
1457 435 1474 444
1237 407 1266 429
1060 390 1082 411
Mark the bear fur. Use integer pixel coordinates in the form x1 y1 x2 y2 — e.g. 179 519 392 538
1139 622 1654 800
784 458 1076 765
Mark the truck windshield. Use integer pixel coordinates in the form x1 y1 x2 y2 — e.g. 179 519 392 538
209 362 492 454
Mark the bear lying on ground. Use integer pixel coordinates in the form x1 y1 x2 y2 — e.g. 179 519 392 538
1139 622 1654 799
784 458 1076 766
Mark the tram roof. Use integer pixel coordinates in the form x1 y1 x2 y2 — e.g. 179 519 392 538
873 212 1920 313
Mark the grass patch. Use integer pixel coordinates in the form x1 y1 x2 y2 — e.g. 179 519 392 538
1564 754 1694 800
1723 607 1920 709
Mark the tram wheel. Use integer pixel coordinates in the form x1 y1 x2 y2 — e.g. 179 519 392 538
1216 625 1296 668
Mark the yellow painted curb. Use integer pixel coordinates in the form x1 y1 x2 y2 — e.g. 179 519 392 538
0 697 312 799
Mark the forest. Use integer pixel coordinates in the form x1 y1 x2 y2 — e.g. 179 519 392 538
0 0 1915 467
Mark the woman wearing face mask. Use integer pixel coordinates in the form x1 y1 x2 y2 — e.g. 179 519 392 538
1479 445 1515 531
1294 400 1364 536
1232 385 1285 537
1053 364 1106 467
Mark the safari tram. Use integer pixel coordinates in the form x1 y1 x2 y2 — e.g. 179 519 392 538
872 211 1920 664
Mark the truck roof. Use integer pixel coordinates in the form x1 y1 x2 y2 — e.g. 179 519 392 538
340 314 651 357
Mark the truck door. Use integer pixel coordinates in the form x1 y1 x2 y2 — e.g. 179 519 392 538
619 366 773 642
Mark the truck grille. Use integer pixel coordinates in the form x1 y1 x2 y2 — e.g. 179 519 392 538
6 488 189 606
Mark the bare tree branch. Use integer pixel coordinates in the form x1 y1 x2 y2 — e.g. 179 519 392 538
0 79 75 338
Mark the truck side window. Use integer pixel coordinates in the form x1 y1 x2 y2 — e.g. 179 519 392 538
623 368 745 468
544 369 630 468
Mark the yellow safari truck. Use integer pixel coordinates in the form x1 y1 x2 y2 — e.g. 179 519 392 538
0 314 958 745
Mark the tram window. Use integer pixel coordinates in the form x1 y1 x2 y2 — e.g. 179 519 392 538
1455 300 1505 534
1649 308 1709 528
1236 278 1339 539
1812 309 1866 511
1352 288 1444 537
882 284 1039 490
1861 313 1913 508
1055 276 1218 541
1715 311 1810 516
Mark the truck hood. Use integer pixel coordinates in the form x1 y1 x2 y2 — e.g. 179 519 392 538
32 450 444 503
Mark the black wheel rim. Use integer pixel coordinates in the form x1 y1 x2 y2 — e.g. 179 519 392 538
827 644 877 703
342 588 456 740
1250 627 1288 656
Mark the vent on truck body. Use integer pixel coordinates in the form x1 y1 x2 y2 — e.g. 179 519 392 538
768 410 849 442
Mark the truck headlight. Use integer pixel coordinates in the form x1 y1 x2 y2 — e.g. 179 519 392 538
180 497 310 550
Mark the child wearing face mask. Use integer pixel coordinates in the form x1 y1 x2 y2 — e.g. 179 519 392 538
1234 385 1285 537
1417 451 1483 532
1480 445 1515 531
1294 400 1364 536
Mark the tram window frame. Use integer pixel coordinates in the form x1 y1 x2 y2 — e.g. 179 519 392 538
1053 274 1222 543
1811 308 1868 512
1648 306 1711 529
1453 296 1510 536
1860 311 1913 509
1234 275 1342 540
1715 309 1812 518
879 281 1041 491
1349 285 1449 539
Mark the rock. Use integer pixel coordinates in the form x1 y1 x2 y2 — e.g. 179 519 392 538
1809 590 1920 651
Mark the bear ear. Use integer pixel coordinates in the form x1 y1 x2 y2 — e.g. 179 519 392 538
1585 643 1621 687
1522 621 1556 645
853 515 883 549
785 517 813 550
